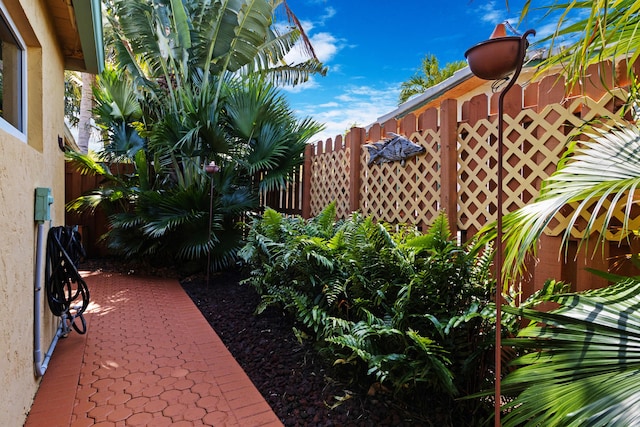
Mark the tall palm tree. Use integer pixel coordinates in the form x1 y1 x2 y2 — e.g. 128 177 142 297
102 0 325 171
105 0 325 110
64 71 82 127
77 73 96 154
398 54 466 104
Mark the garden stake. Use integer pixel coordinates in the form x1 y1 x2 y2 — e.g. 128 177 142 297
465 25 535 426
205 161 220 286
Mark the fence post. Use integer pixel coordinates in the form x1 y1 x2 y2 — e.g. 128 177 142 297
302 144 313 218
439 99 458 232
348 127 365 214
523 74 566 298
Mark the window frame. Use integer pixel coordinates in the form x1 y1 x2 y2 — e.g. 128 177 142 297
0 1 27 141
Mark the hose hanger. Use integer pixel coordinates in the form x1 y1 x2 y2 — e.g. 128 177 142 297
45 226 90 334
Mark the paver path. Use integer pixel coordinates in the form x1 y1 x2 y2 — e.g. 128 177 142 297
25 271 282 427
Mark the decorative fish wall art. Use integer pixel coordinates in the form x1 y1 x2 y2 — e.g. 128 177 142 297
364 133 426 166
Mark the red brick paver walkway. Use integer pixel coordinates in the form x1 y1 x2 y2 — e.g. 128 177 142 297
25 271 282 427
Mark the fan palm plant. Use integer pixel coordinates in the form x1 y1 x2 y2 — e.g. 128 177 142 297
486 123 640 282
477 120 640 426
68 0 325 270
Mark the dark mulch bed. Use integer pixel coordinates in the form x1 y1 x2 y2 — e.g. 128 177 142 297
180 269 434 427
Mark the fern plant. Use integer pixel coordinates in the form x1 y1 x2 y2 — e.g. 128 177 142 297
241 207 512 421
240 203 345 337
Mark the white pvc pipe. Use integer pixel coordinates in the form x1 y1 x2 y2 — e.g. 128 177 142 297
34 221 64 377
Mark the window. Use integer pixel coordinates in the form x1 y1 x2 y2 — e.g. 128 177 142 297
0 3 25 135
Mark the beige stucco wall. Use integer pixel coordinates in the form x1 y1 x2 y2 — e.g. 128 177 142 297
0 1 68 426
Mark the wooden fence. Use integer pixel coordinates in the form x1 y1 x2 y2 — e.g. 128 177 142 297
65 162 135 257
65 60 640 295
267 61 640 296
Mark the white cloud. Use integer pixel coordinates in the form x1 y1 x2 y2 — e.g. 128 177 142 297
303 84 401 143
279 32 342 95
519 7 588 52
298 19 315 33
283 76 320 93
336 93 356 102
476 1 502 24
470 1 522 29
330 63 342 73
280 31 341 70
279 3 401 143
309 32 340 63
534 22 559 40
319 7 336 25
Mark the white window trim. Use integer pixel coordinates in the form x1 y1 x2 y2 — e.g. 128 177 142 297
0 0 27 142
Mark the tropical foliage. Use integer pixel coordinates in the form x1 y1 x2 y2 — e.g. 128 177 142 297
483 114 640 426
501 278 640 427
67 0 325 271
240 204 557 423
523 0 640 90
64 71 82 127
485 123 640 283
478 2 640 424
398 54 466 104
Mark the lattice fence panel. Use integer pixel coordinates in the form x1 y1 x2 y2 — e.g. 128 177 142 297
458 88 640 239
543 90 640 240
309 147 351 218
458 117 497 234
360 129 440 230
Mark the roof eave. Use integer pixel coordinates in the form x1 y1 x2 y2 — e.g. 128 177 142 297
372 67 475 126
71 0 104 74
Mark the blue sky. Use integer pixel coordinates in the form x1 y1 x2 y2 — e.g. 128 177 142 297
279 0 559 142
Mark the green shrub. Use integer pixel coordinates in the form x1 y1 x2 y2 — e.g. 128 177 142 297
241 204 501 421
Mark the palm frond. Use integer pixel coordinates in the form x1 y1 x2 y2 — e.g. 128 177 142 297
523 0 640 89
65 151 111 178
65 192 109 214
137 190 207 238
502 277 640 427
209 0 274 74
260 59 328 87
479 123 640 284
111 0 166 77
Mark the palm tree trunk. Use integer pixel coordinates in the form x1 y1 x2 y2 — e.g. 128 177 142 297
77 73 95 154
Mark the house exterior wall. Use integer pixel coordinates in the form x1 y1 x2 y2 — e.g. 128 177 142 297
0 1 67 425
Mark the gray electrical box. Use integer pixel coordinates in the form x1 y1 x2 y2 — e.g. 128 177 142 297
34 187 53 222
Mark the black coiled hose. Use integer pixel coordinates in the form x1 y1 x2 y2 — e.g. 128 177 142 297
45 226 90 334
